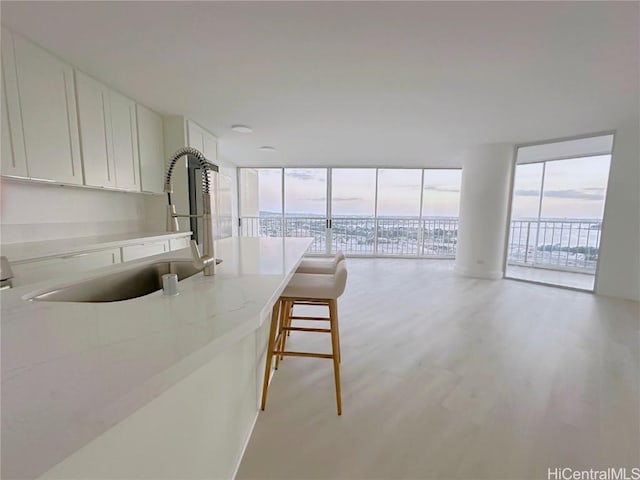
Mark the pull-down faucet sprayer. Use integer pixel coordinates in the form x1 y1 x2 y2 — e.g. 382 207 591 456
164 147 218 276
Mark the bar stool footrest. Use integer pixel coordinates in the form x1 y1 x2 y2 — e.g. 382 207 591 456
289 315 330 321
272 350 334 359
282 326 331 333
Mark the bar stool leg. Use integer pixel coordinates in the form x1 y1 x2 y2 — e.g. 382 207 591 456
333 302 341 364
275 299 288 369
261 301 281 410
279 300 292 362
329 299 342 415
287 302 294 336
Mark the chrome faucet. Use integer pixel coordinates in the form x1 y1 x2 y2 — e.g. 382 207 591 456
165 147 218 276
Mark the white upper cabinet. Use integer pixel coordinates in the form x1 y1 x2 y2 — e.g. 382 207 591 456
10 31 82 184
75 70 116 188
187 120 205 153
187 120 218 162
1 29 27 177
75 70 140 191
136 104 165 194
110 90 140 191
204 131 218 162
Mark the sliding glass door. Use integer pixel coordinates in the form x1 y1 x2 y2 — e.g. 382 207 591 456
506 155 611 290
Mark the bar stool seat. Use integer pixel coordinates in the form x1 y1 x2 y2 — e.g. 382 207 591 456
261 261 348 415
296 251 345 274
282 269 345 298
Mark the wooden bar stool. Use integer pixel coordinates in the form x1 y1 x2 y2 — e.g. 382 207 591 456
296 251 345 274
290 252 345 341
261 261 348 415
282 257 345 359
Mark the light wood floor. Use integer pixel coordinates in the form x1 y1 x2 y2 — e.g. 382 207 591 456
507 265 595 291
238 259 640 480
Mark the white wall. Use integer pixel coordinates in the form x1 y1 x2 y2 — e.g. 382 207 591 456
455 144 514 279
596 120 640 302
0 181 149 244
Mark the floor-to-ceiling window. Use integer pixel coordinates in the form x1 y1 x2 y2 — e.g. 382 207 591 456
376 169 422 255
284 168 328 253
331 169 377 255
506 135 613 290
239 167 462 258
421 169 462 256
239 168 283 237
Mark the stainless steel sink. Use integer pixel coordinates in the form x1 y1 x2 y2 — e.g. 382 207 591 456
30 259 221 303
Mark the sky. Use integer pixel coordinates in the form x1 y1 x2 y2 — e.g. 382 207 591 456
253 155 611 219
258 168 462 217
512 155 611 219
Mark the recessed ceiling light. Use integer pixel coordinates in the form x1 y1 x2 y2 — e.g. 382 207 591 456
231 125 253 133
259 146 276 151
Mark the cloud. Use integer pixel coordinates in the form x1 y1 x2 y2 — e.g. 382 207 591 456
381 183 421 190
285 170 324 181
423 185 460 193
332 196 363 202
514 189 605 200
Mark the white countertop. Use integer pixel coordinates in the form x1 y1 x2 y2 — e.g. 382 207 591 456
1 231 193 263
0 236 312 480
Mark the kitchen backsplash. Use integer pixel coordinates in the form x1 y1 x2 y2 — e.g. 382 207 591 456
0 181 151 244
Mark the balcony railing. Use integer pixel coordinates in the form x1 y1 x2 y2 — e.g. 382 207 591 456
240 216 603 273
507 219 602 273
240 216 459 257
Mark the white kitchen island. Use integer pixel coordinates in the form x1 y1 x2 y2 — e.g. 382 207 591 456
1 237 312 480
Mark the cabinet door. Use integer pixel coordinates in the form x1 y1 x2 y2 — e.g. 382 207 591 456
11 248 121 287
187 120 205 154
137 104 165 194
188 120 217 161
75 70 116 187
110 91 140 191
12 34 82 184
187 121 219 244
203 130 218 162
121 241 168 262
1 29 28 177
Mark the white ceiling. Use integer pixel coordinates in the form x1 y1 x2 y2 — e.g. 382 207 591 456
1 1 638 168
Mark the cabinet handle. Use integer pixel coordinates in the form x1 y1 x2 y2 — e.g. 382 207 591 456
61 253 90 259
